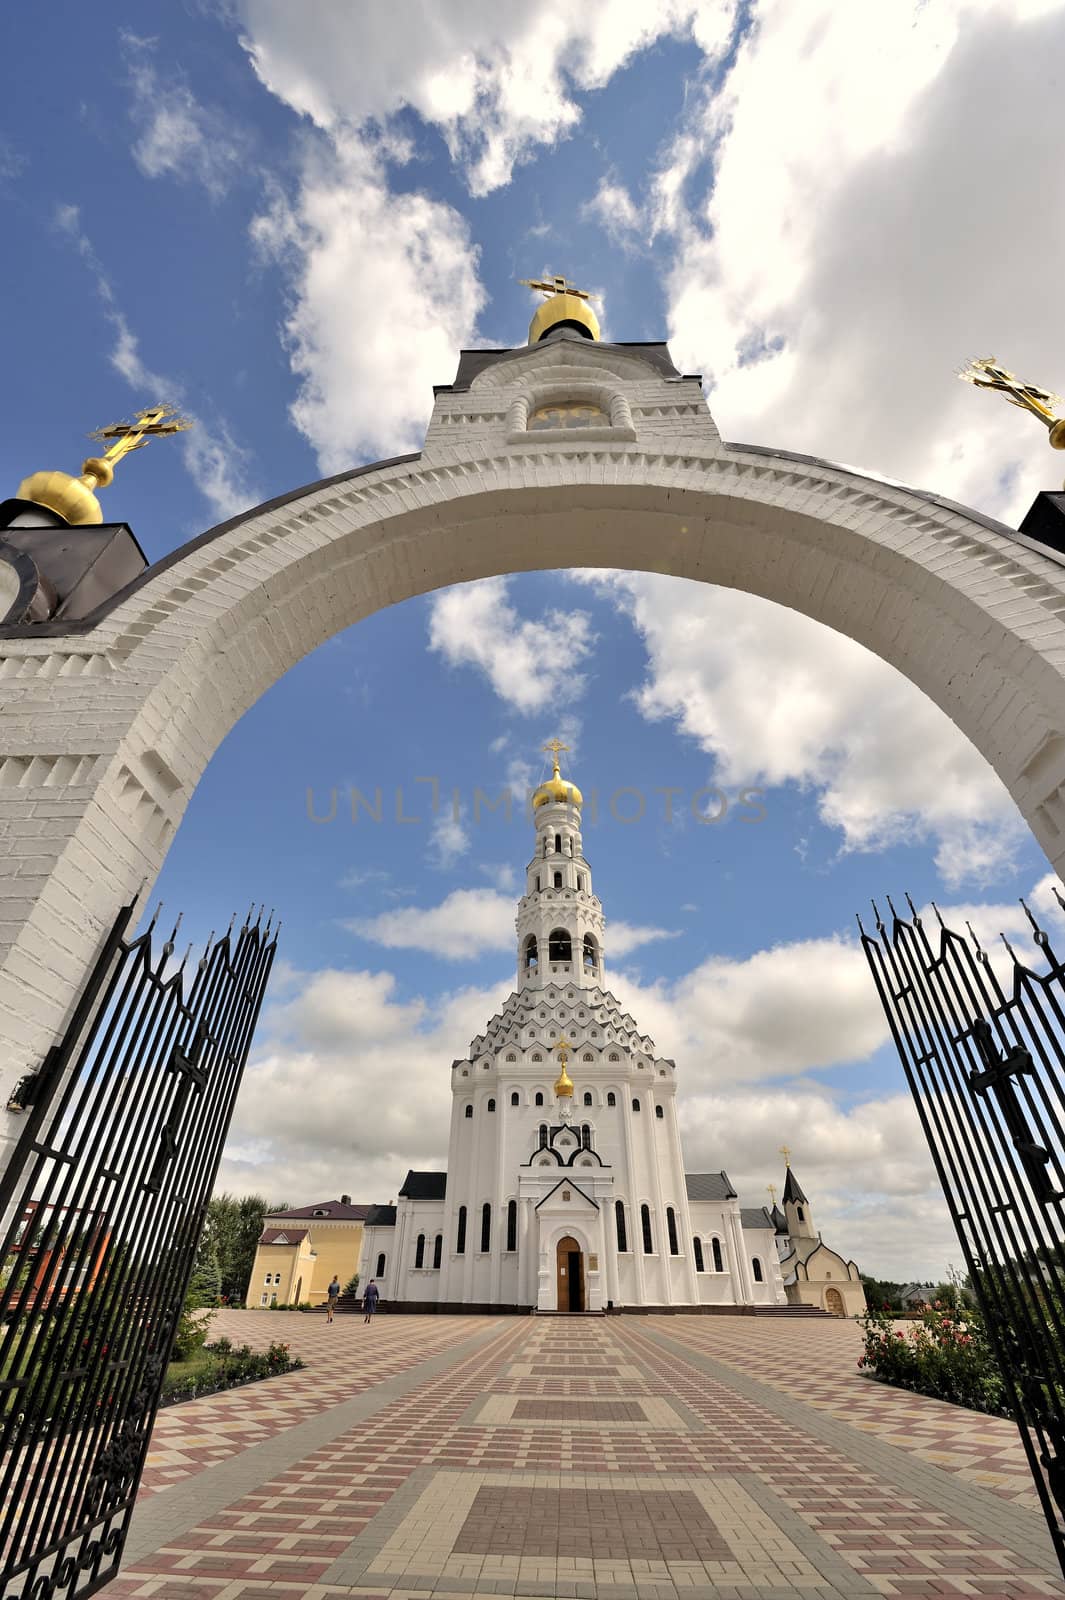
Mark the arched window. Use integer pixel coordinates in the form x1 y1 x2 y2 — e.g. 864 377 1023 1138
464 1104 473 1119
539 1123 549 1148
415 1233 425 1268
553 871 563 889
641 1204 653 1255
607 1091 616 1107
524 934 538 970
375 1252 386 1278
481 1202 491 1253
615 1200 628 1252
581 1124 591 1149
536 874 541 891
510 1090 519 1106
554 833 562 853
548 928 572 962
655 1105 664 1120
632 1097 641 1112
693 1237 705 1272
752 1257 764 1283
487 1098 496 1112
535 1090 544 1105
583 1091 592 1106
506 1199 517 1252
797 1205 805 1222
583 933 598 971
433 1233 443 1269
667 1207 679 1256
456 1206 467 1254
712 1237 724 1273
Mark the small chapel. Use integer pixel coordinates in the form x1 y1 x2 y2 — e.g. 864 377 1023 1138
359 743 865 1315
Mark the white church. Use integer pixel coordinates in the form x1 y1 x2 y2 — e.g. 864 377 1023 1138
359 743 861 1314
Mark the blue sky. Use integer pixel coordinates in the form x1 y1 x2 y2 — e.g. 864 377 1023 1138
4 0 1065 1277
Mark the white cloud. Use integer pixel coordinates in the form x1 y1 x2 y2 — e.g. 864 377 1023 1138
237 0 737 197
576 570 1026 887
428 578 596 713
249 134 484 470
344 887 515 959
609 922 680 958
582 178 645 249
122 32 246 199
53 205 257 521
428 809 471 870
652 0 1065 524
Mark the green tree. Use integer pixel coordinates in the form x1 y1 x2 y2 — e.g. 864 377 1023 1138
343 1271 360 1298
195 1194 289 1303
861 1275 906 1313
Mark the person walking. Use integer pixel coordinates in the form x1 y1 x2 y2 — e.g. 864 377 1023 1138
326 1274 340 1323
363 1279 380 1324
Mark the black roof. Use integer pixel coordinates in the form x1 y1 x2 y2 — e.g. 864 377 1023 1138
364 1204 397 1227
399 1170 447 1200
783 1168 808 1205
685 1172 737 1202
442 335 686 393
739 1206 774 1230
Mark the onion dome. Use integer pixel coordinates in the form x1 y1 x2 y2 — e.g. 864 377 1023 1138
520 274 600 344
14 406 191 527
533 744 583 809
553 1036 575 1099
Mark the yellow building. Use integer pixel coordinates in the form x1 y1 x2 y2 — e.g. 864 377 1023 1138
246 1196 372 1308
774 1166 867 1318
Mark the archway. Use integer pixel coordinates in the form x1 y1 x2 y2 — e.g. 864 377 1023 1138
556 1235 585 1313
825 1287 845 1317
3 330 1065 1160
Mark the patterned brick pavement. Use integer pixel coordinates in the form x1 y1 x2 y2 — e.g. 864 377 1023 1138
106 1312 1064 1600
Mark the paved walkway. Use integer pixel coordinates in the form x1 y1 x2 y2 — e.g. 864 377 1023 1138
106 1311 1064 1600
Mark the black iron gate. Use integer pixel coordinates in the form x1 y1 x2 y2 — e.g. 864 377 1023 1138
861 892 1065 1575
0 902 278 1600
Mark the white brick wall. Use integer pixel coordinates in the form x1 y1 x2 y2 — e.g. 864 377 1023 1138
3 336 1065 1179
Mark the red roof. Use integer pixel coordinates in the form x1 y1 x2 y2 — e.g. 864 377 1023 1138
258 1227 309 1245
266 1200 375 1222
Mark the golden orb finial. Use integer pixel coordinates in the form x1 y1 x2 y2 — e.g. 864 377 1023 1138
779 1144 791 1168
519 274 600 345
554 1035 575 1099
959 357 1065 488
532 738 583 810
16 404 193 526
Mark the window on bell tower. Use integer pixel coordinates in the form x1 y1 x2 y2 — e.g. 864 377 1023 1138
554 833 562 853
548 929 571 962
553 871 562 888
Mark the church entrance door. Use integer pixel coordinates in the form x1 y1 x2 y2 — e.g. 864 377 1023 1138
825 1287 845 1317
556 1236 585 1313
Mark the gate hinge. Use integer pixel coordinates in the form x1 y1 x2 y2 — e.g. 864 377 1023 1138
6 1047 59 1114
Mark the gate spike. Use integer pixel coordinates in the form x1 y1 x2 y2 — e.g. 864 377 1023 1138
999 930 1019 961
1053 884 1065 915
226 910 237 937
177 940 193 974
966 920 984 955
871 897 886 935
904 891 921 924
885 893 901 922
855 911 867 937
1020 896 1046 939
930 900 945 927
147 900 163 934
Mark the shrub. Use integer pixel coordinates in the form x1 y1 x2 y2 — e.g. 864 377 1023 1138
160 1338 304 1406
857 1300 1007 1416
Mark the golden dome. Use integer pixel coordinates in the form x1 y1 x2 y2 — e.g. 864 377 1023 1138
553 1061 574 1099
529 292 600 344
532 743 582 809
16 467 106 526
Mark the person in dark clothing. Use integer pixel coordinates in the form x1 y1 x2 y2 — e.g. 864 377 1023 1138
326 1274 340 1323
363 1280 380 1322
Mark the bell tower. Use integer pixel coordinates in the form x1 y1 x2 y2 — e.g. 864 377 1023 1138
515 741 605 992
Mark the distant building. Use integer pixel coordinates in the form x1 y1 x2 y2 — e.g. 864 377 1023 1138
771 1167 867 1318
357 749 862 1313
899 1282 937 1310
246 1196 372 1307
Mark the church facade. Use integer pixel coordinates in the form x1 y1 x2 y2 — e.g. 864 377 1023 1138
359 747 860 1314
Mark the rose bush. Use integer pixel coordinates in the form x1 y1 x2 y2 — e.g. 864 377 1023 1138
857 1299 1008 1416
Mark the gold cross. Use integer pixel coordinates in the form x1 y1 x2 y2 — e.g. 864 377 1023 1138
767 1183 777 1203
779 1144 791 1167
959 358 1065 437
542 737 570 777
88 403 193 468
556 1035 573 1061
520 274 597 303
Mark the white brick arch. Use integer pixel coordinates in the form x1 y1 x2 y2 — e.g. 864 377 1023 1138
3 429 1065 1173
